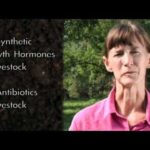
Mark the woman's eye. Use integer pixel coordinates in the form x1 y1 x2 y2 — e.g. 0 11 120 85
114 52 123 57
131 51 139 55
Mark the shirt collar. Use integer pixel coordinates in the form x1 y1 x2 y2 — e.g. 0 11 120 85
104 87 150 124
145 89 150 125
103 87 117 118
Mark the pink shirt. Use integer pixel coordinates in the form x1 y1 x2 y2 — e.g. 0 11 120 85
69 88 150 131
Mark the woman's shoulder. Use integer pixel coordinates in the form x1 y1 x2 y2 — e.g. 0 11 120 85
69 97 110 130
73 97 108 120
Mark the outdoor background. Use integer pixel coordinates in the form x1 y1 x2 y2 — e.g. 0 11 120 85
63 19 150 130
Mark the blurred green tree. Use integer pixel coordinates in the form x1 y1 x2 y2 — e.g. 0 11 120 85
64 19 150 99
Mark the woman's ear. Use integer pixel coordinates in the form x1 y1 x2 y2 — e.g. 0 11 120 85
146 55 150 69
147 58 150 68
103 56 113 72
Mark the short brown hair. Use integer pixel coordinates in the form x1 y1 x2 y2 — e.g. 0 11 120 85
104 20 150 57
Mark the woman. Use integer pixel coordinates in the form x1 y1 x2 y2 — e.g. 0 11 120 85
69 20 150 131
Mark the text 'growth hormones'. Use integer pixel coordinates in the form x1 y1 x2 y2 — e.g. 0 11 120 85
0 50 55 58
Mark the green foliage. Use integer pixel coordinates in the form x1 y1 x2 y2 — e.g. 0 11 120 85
64 19 150 99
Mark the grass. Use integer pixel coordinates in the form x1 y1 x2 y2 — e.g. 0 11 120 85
63 98 98 131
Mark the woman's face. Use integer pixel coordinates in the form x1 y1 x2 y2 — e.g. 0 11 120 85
103 40 150 87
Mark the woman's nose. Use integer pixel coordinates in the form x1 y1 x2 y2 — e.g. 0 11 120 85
122 53 134 66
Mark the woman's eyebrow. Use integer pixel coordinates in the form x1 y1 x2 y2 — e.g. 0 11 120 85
114 45 139 52
115 48 124 52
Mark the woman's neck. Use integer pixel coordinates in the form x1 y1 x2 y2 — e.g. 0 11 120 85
115 82 146 117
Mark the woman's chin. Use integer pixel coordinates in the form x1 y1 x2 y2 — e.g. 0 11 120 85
120 79 137 87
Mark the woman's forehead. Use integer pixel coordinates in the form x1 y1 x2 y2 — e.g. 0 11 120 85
107 31 146 50
111 39 145 50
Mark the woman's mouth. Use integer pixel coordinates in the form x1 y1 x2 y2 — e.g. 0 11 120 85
123 71 137 76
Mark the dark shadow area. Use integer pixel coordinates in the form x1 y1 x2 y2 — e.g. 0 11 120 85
0 19 64 130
